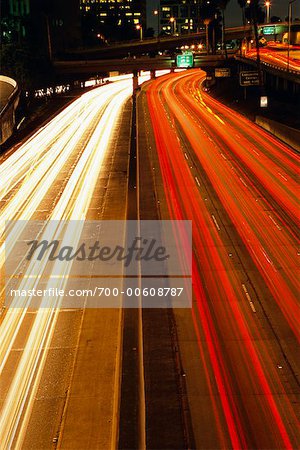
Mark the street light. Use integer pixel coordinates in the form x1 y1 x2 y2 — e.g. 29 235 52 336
153 8 160 39
287 0 296 72
170 17 176 35
136 24 143 41
204 18 211 54
265 1 271 23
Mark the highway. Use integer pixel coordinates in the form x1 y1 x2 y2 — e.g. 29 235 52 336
145 70 300 449
0 78 134 448
0 66 299 449
246 48 300 73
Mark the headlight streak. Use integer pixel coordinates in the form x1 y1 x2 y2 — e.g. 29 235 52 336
0 83 131 448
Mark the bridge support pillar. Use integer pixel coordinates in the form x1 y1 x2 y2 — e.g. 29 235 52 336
150 69 156 79
133 70 139 92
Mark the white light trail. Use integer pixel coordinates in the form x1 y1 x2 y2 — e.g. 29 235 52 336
0 80 131 448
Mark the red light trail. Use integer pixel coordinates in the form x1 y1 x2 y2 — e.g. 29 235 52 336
147 70 300 449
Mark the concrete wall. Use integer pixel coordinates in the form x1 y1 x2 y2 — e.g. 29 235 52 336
255 115 300 152
0 76 20 145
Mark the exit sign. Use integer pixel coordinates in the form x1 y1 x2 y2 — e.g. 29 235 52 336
263 26 275 35
176 52 194 68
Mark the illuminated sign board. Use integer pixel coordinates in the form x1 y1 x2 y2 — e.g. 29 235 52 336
262 26 275 35
215 68 231 77
176 52 194 68
260 96 268 108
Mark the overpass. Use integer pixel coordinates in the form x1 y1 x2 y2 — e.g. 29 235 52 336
0 76 20 145
53 55 234 82
235 54 300 96
64 26 253 60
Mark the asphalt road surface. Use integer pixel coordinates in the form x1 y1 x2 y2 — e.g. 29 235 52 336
0 69 299 450
0 80 133 449
246 48 300 72
142 69 300 450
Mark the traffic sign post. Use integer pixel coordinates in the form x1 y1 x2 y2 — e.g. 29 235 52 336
240 71 260 87
176 52 194 68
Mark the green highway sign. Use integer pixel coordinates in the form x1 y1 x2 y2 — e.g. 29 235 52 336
176 52 194 68
262 26 275 35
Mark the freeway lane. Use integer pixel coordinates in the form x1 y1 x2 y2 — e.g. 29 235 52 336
146 70 300 449
0 80 132 448
246 48 300 73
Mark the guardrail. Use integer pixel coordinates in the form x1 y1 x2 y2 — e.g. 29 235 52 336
0 76 20 144
235 55 300 83
256 116 300 152
259 60 299 76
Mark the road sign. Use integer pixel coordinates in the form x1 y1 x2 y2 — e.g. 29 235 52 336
260 96 268 108
176 52 194 68
215 68 231 77
240 71 260 86
262 26 275 35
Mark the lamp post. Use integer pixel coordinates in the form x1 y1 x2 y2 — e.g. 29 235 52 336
204 18 210 54
265 1 271 23
153 8 160 39
44 14 52 61
170 17 176 35
136 24 143 41
288 0 296 72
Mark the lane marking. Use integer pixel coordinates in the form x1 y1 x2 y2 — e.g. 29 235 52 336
195 176 200 187
214 114 225 125
211 214 220 231
251 149 260 157
239 177 248 188
262 249 273 266
268 215 282 231
278 172 288 182
242 284 257 313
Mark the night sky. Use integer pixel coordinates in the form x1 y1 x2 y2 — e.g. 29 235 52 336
147 0 300 29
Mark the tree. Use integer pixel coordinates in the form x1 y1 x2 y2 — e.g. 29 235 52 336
271 16 282 23
200 0 221 53
245 1 265 24
218 0 231 58
0 9 54 99
245 0 265 94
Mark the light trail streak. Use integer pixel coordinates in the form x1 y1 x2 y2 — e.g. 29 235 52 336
0 81 131 447
0 86 114 199
162 72 300 339
147 70 300 449
246 48 300 72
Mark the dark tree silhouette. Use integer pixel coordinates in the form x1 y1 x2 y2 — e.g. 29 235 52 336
270 16 282 23
219 0 231 58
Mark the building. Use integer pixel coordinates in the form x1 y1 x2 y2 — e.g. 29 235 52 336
159 0 200 35
2 0 81 53
80 0 146 41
